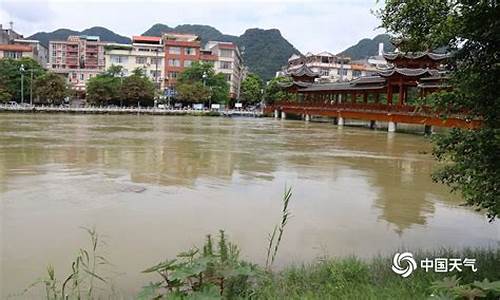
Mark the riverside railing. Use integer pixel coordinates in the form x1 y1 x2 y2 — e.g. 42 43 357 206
0 104 264 117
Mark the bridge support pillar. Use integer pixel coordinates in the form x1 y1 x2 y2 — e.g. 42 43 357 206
388 121 397 132
338 117 344 126
305 114 311 122
369 120 376 129
281 111 286 120
424 125 433 135
274 109 279 118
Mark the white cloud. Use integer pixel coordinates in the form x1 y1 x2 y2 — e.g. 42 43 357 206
0 0 385 53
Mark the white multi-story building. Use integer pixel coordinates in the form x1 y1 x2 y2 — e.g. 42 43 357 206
104 36 164 89
278 50 381 82
204 41 244 99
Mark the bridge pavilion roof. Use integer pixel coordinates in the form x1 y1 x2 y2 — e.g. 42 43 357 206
383 52 449 62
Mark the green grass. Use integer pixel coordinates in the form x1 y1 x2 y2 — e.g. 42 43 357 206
255 248 500 299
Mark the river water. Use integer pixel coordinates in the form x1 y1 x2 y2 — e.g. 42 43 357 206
1 113 498 297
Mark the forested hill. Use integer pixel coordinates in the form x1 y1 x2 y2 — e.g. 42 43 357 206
28 24 393 81
338 34 395 59
143 24 300 80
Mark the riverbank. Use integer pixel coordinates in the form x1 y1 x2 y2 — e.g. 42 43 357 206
257 248 500 299
0 104 263 117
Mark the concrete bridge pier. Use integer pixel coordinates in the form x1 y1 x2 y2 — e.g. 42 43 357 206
274 109 279 118
388 121 397 132
305 114 311 122
281 111 287 120
424 125 433 135
338 117 344 126
369 120 376 129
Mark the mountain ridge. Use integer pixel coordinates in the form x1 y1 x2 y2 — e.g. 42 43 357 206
27 25 390 80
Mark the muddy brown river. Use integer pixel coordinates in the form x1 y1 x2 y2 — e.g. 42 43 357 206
1 113 498 298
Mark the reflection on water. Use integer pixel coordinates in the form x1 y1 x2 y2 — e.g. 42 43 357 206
0 114 498 297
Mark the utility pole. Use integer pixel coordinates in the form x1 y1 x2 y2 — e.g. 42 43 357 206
19 64 24 104
30 69 34 106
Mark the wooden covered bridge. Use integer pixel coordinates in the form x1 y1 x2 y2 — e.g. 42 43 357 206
265 52 480 132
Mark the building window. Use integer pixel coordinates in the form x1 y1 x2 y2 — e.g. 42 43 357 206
168 72 178 79
220 61 232 69
352 70 362 77
111 55 128 64
150 70 161 78
136 57 147 64
169 47 181 54
220 49 232 58
224 74 232 82
80 73 84 80
150 57 162 65
184 48 196 55
3 51 22 59
168 59 180 67
183 60 192 67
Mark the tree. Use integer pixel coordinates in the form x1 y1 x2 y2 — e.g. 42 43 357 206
0 57 45 103
378 0 499 220
240 73 263 104
105 64 124 77
264 76 291 104
176 81 210 103
176 62 229 105
34 72 68 105
0 84 12 103
120 73 155 107
86 75 121 106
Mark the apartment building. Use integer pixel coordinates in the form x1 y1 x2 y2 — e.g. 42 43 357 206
105 36 164 89
278 51 378 82
12 39 48 67
0 44 33 59
0 23 23 44
49 35 106 94
163 33 202 89
0 23 48 67
204 41 244 99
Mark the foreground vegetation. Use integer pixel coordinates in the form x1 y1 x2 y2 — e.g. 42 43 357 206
23 187 500 299
25 229 500 299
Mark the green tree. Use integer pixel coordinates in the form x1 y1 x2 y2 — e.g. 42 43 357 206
0 57 45 103
120 73 155 107
176 62 229 105
86 75 121 106
105 64 125 77
240 73 263 104
0 84 12 103
264 76 291 104
378 0 499 220
33 72 68 105
176 81 211 103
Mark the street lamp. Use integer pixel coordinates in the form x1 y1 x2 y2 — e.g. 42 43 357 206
202 71 208 109
119 70 124 107
19 64 25 104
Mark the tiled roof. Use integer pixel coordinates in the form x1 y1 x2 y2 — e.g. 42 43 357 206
0 44 32 52
288 64 320 77
383 52 449 61
133 36 161 42
278 81 314 88
377 68 439 77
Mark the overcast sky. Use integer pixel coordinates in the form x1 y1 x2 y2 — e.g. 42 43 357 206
0 0 385 53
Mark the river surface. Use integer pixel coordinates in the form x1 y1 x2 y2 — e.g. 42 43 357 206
0 113 498 298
